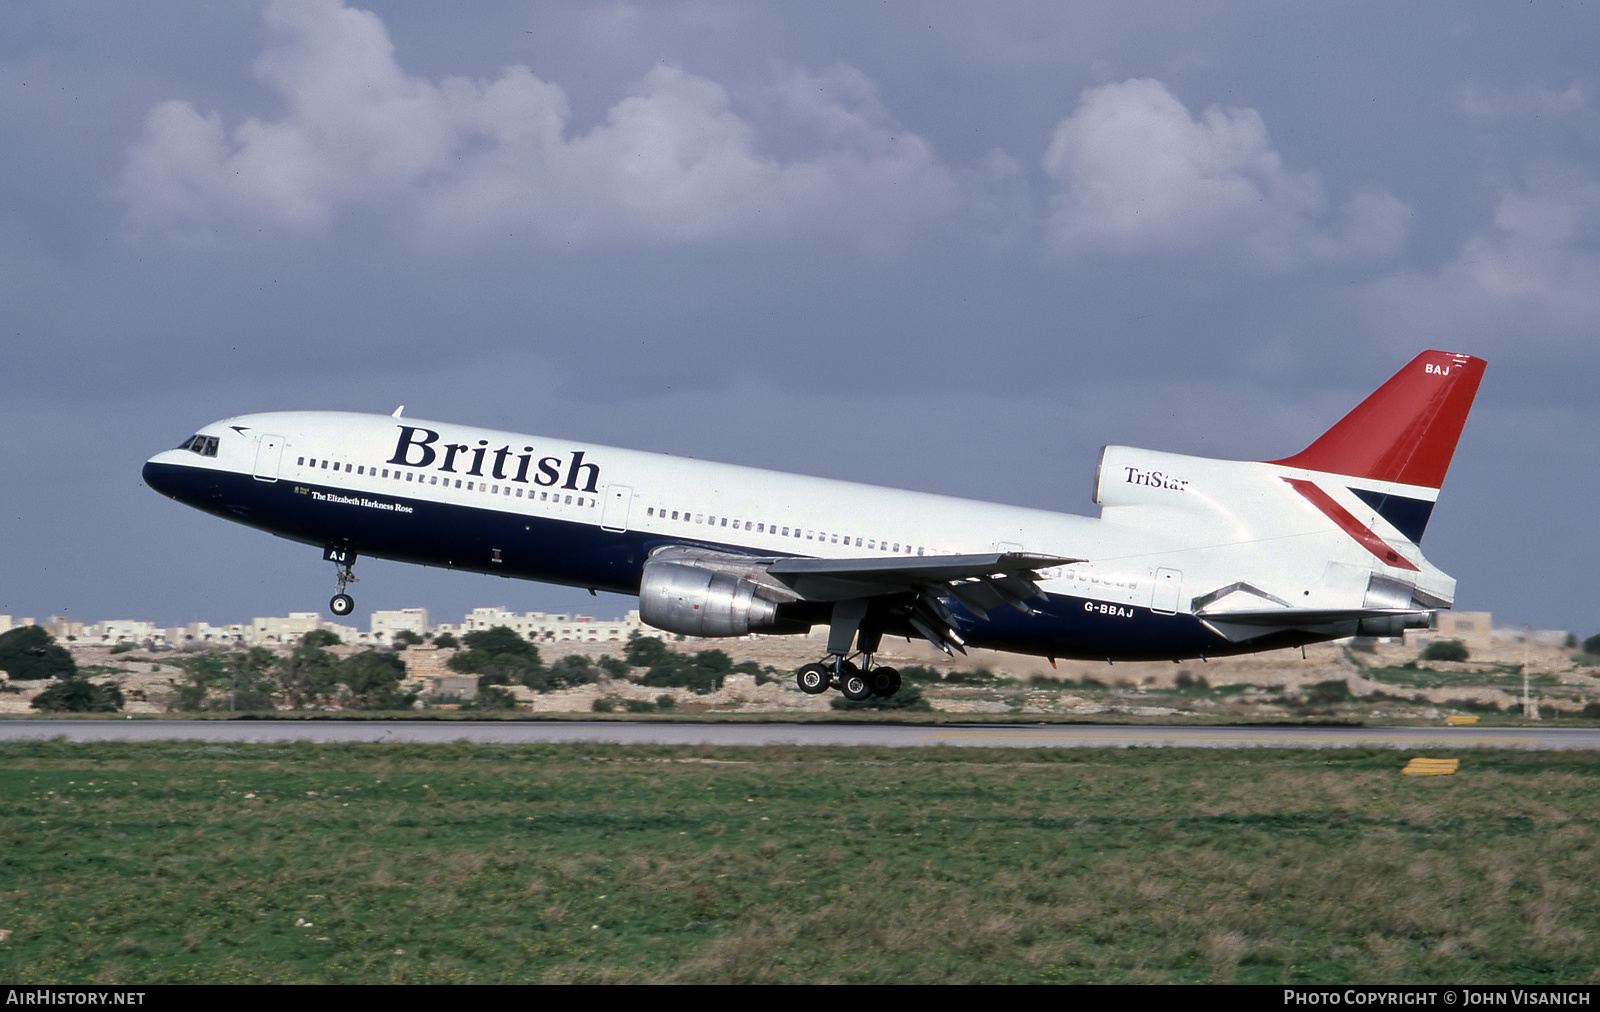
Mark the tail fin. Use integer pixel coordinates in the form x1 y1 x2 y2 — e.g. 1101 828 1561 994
1269 351 1486 489
1269 350 1485 546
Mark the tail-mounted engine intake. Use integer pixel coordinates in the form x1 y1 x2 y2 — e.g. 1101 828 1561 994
639 559 791 638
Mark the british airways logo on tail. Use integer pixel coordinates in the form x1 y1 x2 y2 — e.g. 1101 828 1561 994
387 425 602 492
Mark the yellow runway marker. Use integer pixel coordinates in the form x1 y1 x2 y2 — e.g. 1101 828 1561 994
1403 757 1460 775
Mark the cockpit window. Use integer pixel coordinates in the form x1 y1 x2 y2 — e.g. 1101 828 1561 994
178 434 220 457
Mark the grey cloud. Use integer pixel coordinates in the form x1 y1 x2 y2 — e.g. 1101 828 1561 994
1365 166 1600 354
116 0 958 246
1042 78 1409 270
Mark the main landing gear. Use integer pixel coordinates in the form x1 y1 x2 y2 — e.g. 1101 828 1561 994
795 657 902 701
324 544 358 617
794 598 901 700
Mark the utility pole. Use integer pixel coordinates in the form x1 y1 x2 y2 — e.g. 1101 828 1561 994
1523 625 1539 720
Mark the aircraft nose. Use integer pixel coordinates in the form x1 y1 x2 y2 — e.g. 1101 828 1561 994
142 457 180 498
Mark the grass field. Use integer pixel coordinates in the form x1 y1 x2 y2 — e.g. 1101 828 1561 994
1 740 1596 983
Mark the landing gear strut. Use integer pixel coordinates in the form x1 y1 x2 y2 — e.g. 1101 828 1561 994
324 544 358 617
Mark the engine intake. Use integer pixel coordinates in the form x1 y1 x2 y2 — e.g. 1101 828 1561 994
639 560 787 638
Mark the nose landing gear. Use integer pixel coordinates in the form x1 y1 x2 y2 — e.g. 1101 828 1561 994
324 544 358 617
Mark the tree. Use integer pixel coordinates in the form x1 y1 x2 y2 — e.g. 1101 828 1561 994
624 634 672 669
0 627 76 681
32 678 123 713
448 626 549 690
637 649 732 694
277 636 342 708
176 647 280 711
391 629 424 647
338 650 416 710
1583 634 1600 657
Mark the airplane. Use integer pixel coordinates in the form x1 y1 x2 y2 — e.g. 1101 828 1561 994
143 350 1485 700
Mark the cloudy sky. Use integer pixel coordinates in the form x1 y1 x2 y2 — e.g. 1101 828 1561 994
4 1 1598 638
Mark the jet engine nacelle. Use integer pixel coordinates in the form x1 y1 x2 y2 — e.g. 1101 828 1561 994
638 560 787 638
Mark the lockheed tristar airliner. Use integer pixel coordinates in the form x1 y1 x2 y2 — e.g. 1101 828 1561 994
144 350 1485 700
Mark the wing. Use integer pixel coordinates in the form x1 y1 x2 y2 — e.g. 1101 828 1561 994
648 546 1080 655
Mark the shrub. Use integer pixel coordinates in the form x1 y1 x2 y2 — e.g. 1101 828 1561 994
623 698 657 713
470 686 518 711
830 682 931 711
1584 634 1600 657
592 696 617 713
1421 640 1470 662
1304 679 1354 705
32 678 123 713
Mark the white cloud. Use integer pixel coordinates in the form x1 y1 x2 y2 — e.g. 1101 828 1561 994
1460 82 1590 123
1364 166 1600 352
1041 78 1407 269
117 0 957 246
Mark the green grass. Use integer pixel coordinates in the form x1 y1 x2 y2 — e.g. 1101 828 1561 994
1 741 1597 983
1359 664 1563 691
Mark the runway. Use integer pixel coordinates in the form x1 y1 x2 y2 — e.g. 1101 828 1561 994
0 719 1594 749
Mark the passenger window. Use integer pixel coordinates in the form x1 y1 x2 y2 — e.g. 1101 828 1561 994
565 496 573 505
405 473 412 481
298 457 305 466
381 469 389 478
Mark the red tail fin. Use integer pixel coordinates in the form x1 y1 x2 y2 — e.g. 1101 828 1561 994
1269 351 1486 489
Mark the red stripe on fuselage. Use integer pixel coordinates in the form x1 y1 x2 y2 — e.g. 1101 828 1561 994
1282 477 1421 571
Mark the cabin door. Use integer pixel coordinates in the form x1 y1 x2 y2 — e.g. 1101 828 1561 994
252 435 285 482
601 484 633 532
